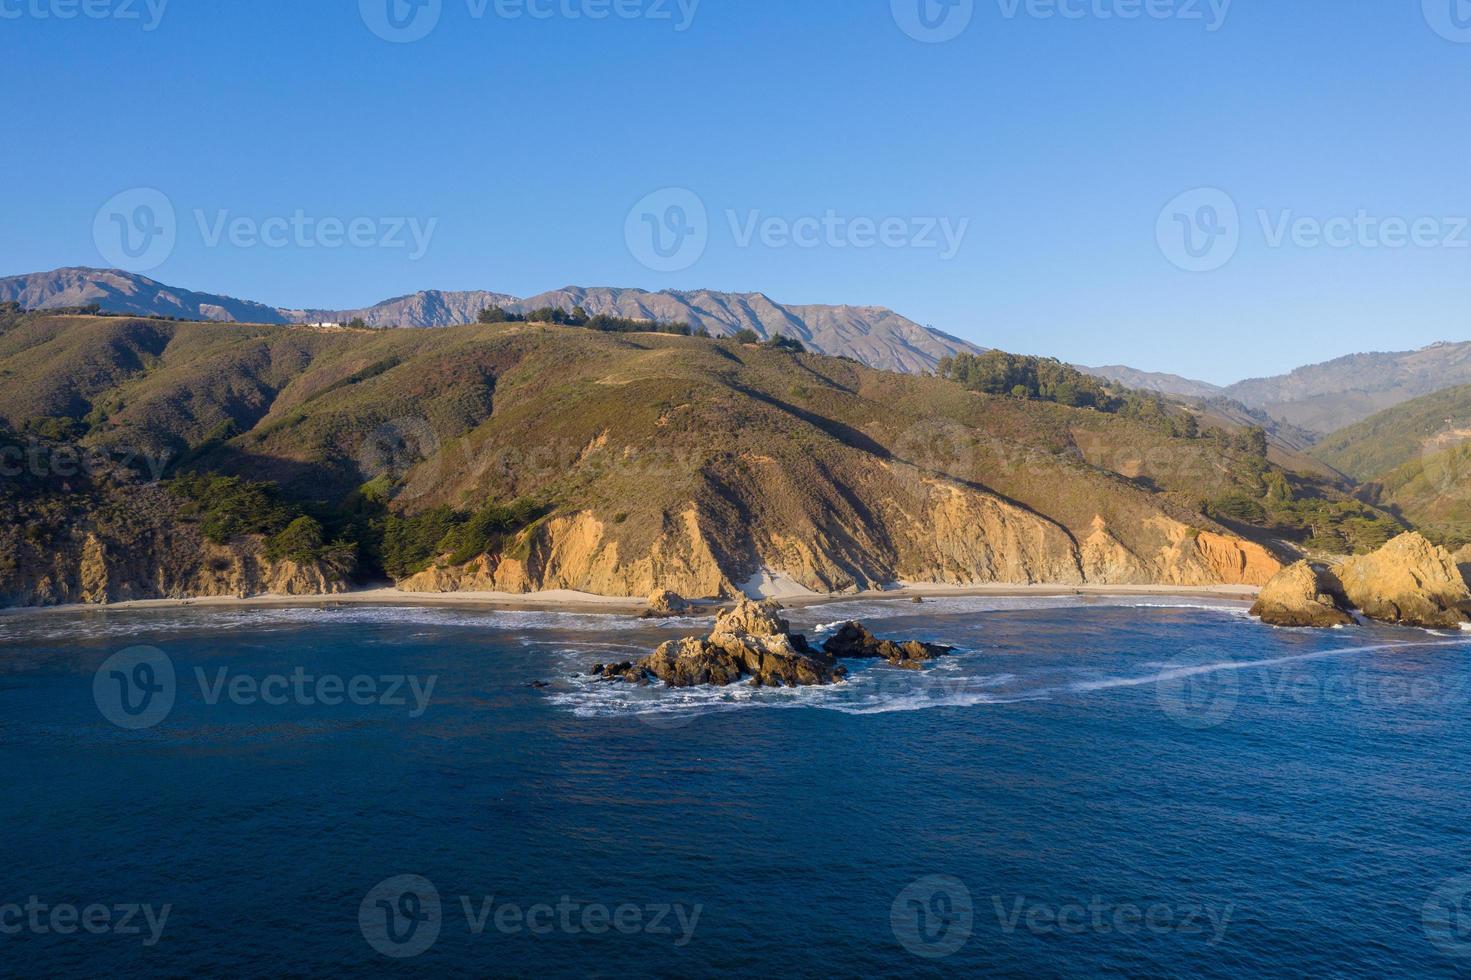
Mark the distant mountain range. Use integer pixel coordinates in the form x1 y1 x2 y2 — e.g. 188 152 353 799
1221 343 1471 434
0 268 981 375
1076 365 1226 401
1082 343 1471 436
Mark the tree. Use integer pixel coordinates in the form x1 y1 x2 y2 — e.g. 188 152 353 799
478 306 525 324
731 329 761 344
267 516 325 562
1238 425 1269 459
347 317 367 330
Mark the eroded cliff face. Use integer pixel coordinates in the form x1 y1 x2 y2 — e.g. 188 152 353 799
397 478 1280 599
1144 517 1282 588
399 509 734 598
3 529 350 607
0 482 352 608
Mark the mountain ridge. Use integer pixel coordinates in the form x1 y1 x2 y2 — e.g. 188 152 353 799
12 268 1470 430
0 268 982 375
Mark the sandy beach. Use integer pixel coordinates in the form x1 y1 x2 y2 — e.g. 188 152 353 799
0 581 1260 620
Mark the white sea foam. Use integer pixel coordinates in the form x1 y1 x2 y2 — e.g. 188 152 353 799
547 658 1032 719
0 591 1249 645
1061 638 1471 697
0 603 680 644
548 630 1471 721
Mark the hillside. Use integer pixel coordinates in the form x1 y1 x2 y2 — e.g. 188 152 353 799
0 309 1403 606
1077 364 1225 400
1312 382 1471 482
1308 383 1471 545
0 268 981 375
1222 342 1471 434
1359 445 1471 546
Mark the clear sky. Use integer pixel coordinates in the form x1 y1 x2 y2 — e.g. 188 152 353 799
4 0 1469 384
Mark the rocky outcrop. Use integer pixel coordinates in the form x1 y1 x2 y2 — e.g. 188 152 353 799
643 589 691 618
1456 544 1471 588
1337 533 1471 629
616 599 843 688
1249 561 1355 628
822 621 953 670
641 631 841 688
711 597 791 637
592 599 954 689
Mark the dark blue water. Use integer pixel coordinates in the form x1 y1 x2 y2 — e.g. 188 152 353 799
3 595 1471 978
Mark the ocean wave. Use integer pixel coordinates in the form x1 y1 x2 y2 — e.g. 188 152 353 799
0 591 1254 645
547 634 1471 722
546 661 1031 720
0 603 681 644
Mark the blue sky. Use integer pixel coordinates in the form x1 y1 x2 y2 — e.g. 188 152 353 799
4 0 1469 384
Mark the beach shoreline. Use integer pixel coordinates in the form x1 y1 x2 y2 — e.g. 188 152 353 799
0 582 1260 620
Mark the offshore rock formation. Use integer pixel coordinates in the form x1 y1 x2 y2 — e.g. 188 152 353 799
1337 533 1471 629
594 599 844 688
591 599 953 688
643 589 692 618
821 622 952 670
1249 561 1355 628
1252 533 1471 629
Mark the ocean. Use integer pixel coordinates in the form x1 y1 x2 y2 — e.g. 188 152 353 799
2 595 1469 977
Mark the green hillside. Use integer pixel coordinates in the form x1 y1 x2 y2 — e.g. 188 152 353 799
1307 383 1471 545
0 309 1408 601
1312 382 1471 482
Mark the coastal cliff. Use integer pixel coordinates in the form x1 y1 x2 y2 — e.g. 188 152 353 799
1251 533 1471 629
398 499 1280 600
0 475 352 608
0 312 1413 607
